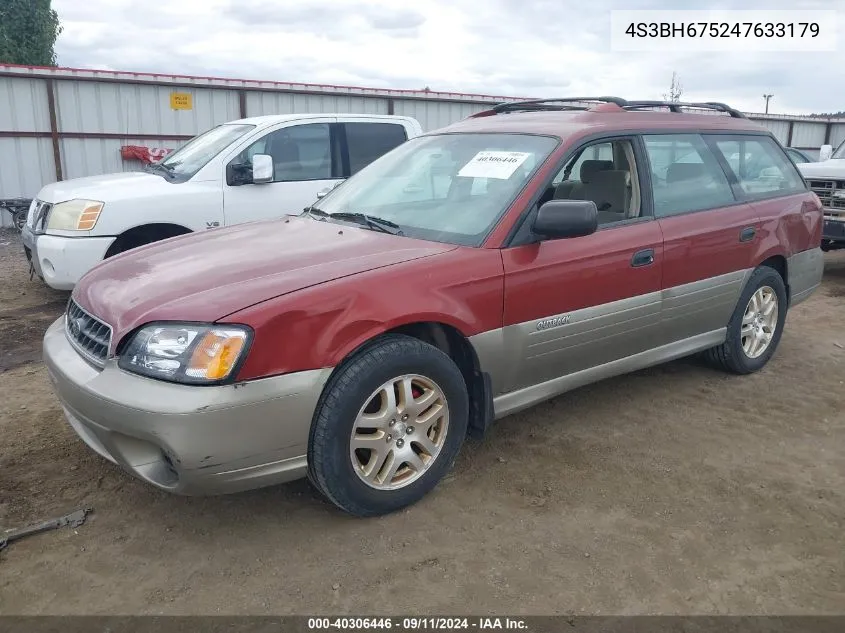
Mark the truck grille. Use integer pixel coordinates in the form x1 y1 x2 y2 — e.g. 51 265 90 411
65 299 112 367
807 179 845 211
28 199 53 233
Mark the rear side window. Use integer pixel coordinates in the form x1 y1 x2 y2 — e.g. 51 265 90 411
643 134 735 216
345 123 408 175
709 135 807 198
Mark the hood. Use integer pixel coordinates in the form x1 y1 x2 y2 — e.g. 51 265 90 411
37 172 175 204
798 159 845 180
73 215 456 345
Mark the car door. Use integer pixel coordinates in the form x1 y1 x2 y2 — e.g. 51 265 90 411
222 118 341 225
642 133 761 346
499 136 664 394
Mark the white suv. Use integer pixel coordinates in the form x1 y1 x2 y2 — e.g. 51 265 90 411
22 113 422 289
797 139 845 251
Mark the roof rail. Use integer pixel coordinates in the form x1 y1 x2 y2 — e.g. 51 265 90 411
490 97 628 113
469 97 746 119
622 100 746 118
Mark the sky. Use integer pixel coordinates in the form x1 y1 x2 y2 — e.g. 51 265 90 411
51 0 844 115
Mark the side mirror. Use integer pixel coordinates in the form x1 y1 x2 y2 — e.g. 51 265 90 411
252 154 274 184
532 199 598 240
819 145 833 162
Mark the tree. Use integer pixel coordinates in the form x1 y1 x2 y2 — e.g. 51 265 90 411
663 72 683 102
0 0 62 66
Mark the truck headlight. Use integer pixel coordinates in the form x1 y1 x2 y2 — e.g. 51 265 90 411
118 324 251 384
47 199 105 231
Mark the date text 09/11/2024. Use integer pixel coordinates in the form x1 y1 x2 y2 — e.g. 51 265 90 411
307 617 528 630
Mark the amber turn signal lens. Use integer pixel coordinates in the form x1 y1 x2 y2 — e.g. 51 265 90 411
186 331 247 380
76 203 103 230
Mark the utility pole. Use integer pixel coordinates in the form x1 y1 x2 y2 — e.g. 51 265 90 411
763 94 774 114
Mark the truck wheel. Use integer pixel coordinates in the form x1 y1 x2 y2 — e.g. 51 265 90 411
308 334 468 517
104 224 191 258
705 266 788 375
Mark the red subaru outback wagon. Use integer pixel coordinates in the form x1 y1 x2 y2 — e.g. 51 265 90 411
44 98 825 516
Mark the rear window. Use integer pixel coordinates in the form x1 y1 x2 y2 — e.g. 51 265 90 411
345 123 408 175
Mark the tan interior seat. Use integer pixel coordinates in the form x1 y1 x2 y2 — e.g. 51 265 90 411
570 169 629 224
667 162 706 183
554 159 613 200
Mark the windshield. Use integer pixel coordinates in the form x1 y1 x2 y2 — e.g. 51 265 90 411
310 133 559 246
833 140 845 159
153 124 255 182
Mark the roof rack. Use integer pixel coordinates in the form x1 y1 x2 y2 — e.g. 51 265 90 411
490 97 628 113
622 100 746 118
474 97 746 119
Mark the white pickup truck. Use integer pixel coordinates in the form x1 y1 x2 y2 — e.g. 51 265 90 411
797 140 845 251
22 113 422 289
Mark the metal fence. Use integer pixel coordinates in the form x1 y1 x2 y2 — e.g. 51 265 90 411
2 63 844 227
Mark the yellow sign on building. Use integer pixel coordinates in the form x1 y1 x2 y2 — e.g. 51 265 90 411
170 92 192 110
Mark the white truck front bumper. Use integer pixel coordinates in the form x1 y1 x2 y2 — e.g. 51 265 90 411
22 226 115 290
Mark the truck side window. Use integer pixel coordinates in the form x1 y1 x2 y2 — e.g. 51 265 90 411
344 123 408 175
234 124 334 182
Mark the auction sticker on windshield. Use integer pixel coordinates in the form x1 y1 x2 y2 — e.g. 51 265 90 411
457 151 531 179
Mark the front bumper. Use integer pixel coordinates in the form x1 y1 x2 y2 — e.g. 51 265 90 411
43 318 332 495
22 226 115 290
822 216 845 243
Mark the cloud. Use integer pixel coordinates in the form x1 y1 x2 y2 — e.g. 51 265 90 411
51 0 844 114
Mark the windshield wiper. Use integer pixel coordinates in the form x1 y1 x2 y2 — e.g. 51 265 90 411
305 207 403 235
147 162 175 177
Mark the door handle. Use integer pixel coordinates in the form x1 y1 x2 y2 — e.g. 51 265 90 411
739 226 756 242
631 248 655 268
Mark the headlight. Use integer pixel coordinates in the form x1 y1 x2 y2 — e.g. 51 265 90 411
46 199 105 231
118 323 251 384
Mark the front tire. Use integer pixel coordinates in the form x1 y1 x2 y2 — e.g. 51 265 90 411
308 334 468 517
705 266 788 375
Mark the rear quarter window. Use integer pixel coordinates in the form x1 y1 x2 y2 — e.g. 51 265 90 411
708 135 807 199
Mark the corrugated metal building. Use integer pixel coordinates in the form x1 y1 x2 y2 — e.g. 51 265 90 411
2 63 844 226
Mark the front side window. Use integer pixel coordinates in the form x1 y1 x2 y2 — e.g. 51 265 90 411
643 134 735 216
710 136 807 198
832 140 845 159
232 123 337 182
311 133 559 246
551 138 643 225
345 123 408 175
152 124 255 182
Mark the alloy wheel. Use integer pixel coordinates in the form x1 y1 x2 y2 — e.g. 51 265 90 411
349 374 449 490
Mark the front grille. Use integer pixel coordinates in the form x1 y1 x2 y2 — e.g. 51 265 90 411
65 299 112 367
808 179 845 211
28 199 53 233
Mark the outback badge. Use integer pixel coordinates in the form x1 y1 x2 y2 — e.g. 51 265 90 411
536 315 571 330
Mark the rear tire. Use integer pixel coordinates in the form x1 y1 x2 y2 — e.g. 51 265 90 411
308 334 468 517
705 266 787 375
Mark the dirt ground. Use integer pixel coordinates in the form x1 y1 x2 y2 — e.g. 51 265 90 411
0 227 843 615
